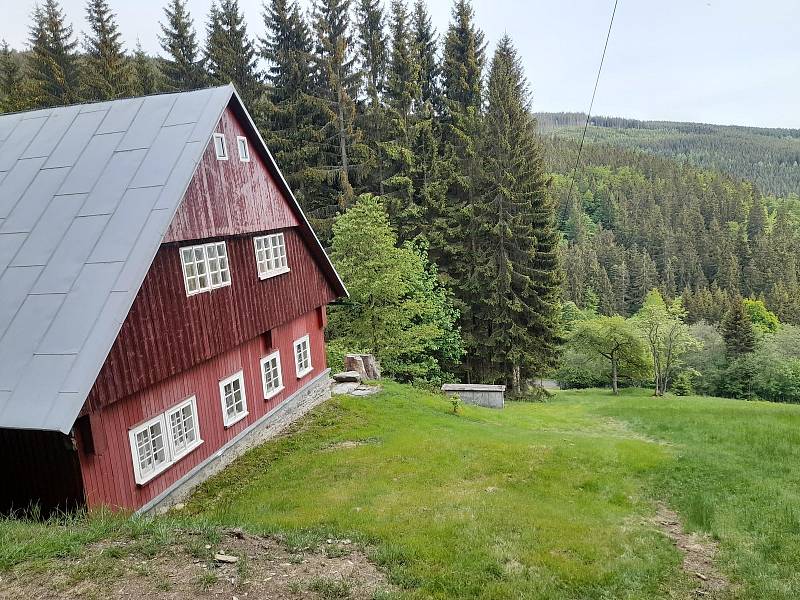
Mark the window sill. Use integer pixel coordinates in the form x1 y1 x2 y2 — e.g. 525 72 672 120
134 460 172 486
296 367 313 379
223 411 249 429
264 385 285 400
171 438 204 463
258 266 291 280
134 439 204 487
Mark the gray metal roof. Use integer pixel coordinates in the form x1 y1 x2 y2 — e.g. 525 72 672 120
0 85 261 433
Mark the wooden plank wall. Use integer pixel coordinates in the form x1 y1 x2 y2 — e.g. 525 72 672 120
78 308 327 510
85 229 335 410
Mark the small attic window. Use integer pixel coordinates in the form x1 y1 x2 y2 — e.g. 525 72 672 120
237 136 250 162
213 133 228 160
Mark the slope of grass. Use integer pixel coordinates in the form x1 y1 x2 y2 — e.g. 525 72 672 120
7 383 800 599
188 383 685 599
577 388 800 600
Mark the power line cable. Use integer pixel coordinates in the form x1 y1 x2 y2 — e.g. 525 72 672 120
563 0 619 212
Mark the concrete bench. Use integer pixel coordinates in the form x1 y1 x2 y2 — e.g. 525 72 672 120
441 383 506 409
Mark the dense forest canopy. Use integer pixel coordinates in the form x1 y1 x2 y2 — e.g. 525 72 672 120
538 111 800 199
2 0 800 395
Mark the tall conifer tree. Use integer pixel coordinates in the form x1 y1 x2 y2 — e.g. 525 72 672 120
411 0 439 113
133 41 163 95
159 0 206 91
82 0 134 100
204 0 262 108
434 0 485 360
355 0 387 194
310 0 363 210
0 41 27 112
472 35 561 389
382 0 421 239
260 0 320 206
28 0 80 107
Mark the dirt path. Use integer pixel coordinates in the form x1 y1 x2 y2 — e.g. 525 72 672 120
0 529 392 599
655 502 730 598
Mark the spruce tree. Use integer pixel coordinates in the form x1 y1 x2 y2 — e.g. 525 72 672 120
434 0 485 365
381 0 421 238
82 0 134 100
411 0 440 113
722 296 756 359
310 0 363 210
260 0 321 208
355 0 387 194
204 0 262 108
28 0 81 107
159 0 206 91
0 41 27 112
133 41 163 95
471 35 561 389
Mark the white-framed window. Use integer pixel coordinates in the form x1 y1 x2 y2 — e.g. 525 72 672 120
128 397 203 485
180 241 231 296
219 370 248 427
166 396 202 460
237 136 250 162
260 350 284 399
129 415 170 485
294 335 312 378
253 233 289 279
213 133 228 160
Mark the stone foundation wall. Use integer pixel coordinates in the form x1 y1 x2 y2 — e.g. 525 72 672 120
139 369 331 514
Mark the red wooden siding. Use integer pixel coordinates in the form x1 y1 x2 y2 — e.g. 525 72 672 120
78 309 327 510
85 229 336 410
163 107 299 243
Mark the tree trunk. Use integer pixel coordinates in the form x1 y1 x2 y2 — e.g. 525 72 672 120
611 358 619 395
512 365 521 395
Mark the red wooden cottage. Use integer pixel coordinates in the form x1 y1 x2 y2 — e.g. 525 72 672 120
0 85 347 513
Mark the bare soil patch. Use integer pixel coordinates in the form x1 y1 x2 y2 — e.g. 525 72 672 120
0 528 392 600
655 502 729 598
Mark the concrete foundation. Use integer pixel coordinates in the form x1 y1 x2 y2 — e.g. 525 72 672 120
139 369 332 514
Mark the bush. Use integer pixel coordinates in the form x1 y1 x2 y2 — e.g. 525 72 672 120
325 337 366 374
671 370 695 396
555 349 608 389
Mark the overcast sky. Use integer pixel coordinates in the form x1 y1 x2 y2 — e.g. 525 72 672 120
3 0 798 128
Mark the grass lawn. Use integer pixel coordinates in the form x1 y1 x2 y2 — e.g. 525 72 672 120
5 383 800 599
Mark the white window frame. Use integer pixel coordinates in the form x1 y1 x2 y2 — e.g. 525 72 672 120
165 395 203 461
129 414 171 486
236 136 250 162
213 133 228 160
219 370 248 427
253 233 290 280
180 241 231 296
293 335 312 379
260 350 284 400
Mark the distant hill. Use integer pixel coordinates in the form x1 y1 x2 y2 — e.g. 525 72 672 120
536 112 800 198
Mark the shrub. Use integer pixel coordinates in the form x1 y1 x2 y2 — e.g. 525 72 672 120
671 370 695 396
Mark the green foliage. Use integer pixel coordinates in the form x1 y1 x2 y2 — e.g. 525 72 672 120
540 112 800 198
671 370 695 396
554 348 610 390
722 297 757 358
631 290 700 395
159 0 206 91
743 298 779 333
203 0 262 108
81 0 134 100
132 41 163 95
569 315 650 393
328 195 462 385
0 41 29 112
28 0 81 107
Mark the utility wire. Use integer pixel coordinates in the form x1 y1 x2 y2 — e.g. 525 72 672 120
564 0 619 212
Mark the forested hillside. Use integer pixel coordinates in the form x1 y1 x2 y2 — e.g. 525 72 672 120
538 112 800 198
547 138 800 325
